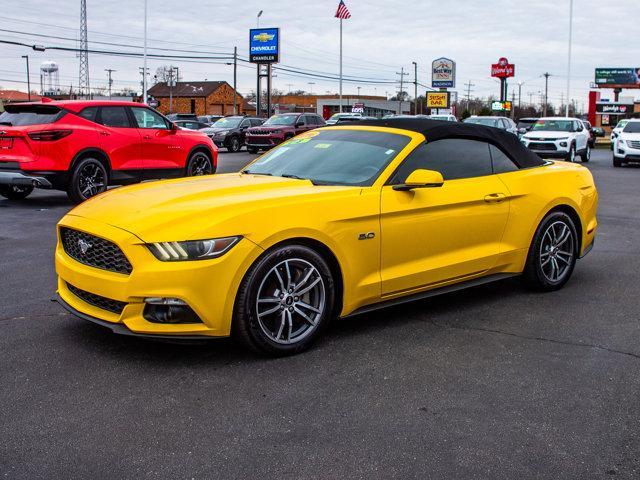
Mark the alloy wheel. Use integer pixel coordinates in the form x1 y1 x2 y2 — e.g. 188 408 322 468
568 146 575 162
255 258 326 345
539 220 575 283
78 162 106 199
189 153 212 176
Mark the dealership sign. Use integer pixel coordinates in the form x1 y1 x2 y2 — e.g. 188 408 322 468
249 28 280 63
431 57 456 88
426 91 450 108
352 103 364 113
595 102 632 114
491 57 515 78
594 68 640 88
491 100 512 111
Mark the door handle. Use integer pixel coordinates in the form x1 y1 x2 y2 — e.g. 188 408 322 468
99 131 110 136
143 135 151 140
484 193 507 203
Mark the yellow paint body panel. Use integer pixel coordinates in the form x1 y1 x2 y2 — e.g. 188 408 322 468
55 126 597 337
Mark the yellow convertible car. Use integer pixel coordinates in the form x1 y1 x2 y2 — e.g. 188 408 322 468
55 119 598 355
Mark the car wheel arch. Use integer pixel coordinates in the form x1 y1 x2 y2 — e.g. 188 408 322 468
70 148 111 175
528 203 584 255
234 236 345 321
186 145 215 171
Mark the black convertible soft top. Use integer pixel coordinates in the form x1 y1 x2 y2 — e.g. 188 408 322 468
352 118 545 169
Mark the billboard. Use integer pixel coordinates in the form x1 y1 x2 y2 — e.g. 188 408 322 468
249 28 280 63
426 91 450 108
432 57 456 88
491 57 515 78
491 101 512 111
594 68 640 88
595 102 633 114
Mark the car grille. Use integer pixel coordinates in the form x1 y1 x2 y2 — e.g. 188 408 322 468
67 283 127 315
60 227 132 275
249 130 272 136
528 142 557 151
627 140 640 149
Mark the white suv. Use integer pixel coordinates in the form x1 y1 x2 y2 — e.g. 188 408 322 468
520 117 591 162
612 118 640 167
610 119 629 150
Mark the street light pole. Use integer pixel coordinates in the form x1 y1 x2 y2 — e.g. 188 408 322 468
565 0 573 117
21 55 31 101
412 61 418 115
143 0 148 104
257 10 263 28
233 46 238 115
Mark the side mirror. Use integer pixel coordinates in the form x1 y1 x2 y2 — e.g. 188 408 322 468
393 169 444 191
518 128 527 134
170 122 177 131
296 121 305 127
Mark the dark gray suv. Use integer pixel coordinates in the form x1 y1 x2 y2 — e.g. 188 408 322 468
200 116 264 152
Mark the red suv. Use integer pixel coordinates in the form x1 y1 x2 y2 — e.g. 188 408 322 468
245 113 326 153
0 100 217 203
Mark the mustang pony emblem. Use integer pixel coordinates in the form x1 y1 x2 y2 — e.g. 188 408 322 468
78 239 92 255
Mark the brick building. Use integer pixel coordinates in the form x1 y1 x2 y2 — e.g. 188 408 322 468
0 90 43 111
147 81 243 116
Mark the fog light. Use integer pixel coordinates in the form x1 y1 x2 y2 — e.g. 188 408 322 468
618 149 625 155
559 141 567 147
143 298 202 324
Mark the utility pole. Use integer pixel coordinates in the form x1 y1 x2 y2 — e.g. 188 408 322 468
78 0 90 99
356 86 361 99
143 0 148 103
139 66 148 101
286 83 293 93
559 91 564 114
527 91 535 106
543 72 550 116
412 61 418 115
464 81 475 112
396 67 409 114
566 0 573 117
510 92 516 119
105 68 115 100
233 46 238 114
21 55 31 101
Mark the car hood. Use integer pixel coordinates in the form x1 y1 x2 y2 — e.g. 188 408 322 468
524 131 571 139
619 132 640 140
200 127 229 134
66 173 360 242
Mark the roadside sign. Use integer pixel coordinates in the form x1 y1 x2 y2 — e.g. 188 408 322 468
148 98 159 108
352 102 364 113
594 68 640 88
491 100 511 111
249 28 280 63
426 91 450 108
491 57 515 78
431 57 456 88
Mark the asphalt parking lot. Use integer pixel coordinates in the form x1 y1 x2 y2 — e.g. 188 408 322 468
1 148 639 479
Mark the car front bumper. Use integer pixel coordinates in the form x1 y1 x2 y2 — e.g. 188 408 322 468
55 214 263 338
614 143 640 162
245 135 285 148
521 139 571 158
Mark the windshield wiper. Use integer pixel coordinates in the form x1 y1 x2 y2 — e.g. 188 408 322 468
281 174 307 180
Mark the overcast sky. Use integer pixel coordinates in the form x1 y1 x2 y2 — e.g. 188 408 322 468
1 0 639 109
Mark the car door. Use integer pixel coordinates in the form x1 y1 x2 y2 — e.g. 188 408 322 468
380 138 510 296
130 106 184 173
294 115 309 134
95 106 143 173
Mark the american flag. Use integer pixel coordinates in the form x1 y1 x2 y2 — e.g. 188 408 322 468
335 0 351 19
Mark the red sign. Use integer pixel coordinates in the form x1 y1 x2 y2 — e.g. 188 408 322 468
491 57 515 78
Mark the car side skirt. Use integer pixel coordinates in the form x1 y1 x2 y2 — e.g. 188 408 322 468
342 273 519 318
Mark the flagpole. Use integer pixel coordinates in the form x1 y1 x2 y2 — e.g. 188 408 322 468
339 18 343 113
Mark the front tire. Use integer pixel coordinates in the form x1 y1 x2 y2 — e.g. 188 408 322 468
233 245 335 356
0 185 34 200
186 150 214 176
581 145 591 162
247 146 259 154
226 136 241 153
566 144 576 162
66 158 108 204
613 157 623 167
522 211 578 291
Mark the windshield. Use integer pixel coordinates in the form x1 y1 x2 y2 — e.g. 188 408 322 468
623 122 640 133
0 105 63 126
213 117 242 128
464 117 499 127
264 114 297 126
616 120 629 129
531 120 574 132
243 129 411 186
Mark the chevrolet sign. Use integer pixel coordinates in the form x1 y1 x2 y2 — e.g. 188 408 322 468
249 28 280 63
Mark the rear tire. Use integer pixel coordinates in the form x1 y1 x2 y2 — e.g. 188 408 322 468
66 158 108 204
0 185 34 200
522 211 578 292
233 245 335 356
186 150 214 176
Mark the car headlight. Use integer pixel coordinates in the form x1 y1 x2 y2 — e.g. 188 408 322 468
147 236 241 261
